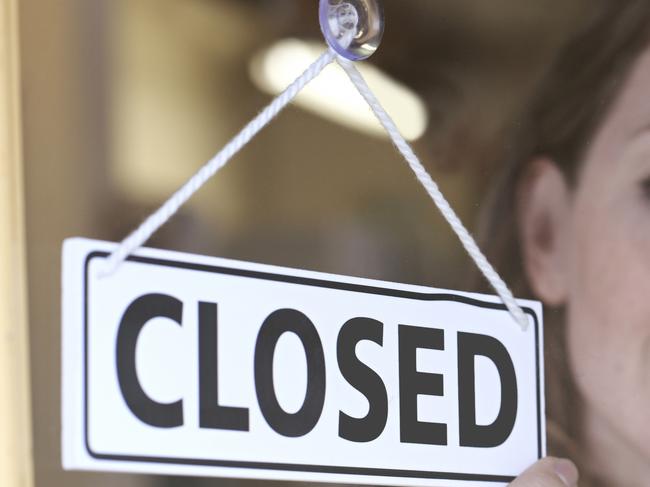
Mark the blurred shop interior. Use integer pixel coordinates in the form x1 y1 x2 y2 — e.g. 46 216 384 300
20 0 588 486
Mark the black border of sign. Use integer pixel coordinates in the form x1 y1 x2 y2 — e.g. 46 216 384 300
83 251 542 484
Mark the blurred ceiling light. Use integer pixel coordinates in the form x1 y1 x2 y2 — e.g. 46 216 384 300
250 39 428 141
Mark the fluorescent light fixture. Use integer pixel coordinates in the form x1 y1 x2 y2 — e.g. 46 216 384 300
250 39 428 141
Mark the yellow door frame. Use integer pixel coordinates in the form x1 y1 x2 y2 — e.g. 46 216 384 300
0 0 34 485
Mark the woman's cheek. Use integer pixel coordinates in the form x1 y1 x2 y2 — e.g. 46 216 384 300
565 194 650 453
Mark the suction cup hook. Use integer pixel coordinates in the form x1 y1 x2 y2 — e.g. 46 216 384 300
319 0 384 61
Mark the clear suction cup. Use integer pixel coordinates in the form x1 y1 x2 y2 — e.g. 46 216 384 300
319 0 384 61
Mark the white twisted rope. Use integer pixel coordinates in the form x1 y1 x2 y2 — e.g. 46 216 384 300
101 45 527 331
336 56 528 330
101 49 336 276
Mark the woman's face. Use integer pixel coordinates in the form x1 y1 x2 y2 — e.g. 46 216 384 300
519 44 650 480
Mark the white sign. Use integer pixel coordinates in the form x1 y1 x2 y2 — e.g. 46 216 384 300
62 238 545 486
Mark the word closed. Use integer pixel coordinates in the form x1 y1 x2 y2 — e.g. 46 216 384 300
62 238 545 487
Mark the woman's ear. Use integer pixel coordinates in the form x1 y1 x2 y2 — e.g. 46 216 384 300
516 158 572 306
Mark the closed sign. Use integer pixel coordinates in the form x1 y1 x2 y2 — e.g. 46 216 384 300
62 238 545 486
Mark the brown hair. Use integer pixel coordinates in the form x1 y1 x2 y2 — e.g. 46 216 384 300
477 1 650 485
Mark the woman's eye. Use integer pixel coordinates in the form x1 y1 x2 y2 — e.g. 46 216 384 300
642 176 650 200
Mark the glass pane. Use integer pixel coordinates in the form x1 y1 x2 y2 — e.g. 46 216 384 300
22 0 649 485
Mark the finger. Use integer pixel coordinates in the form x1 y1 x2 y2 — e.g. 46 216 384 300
509 457 579 487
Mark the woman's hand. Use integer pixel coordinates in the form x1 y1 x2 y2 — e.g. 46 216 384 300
509 458 579 486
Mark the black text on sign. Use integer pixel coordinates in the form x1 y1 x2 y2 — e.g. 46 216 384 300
62 238 545 487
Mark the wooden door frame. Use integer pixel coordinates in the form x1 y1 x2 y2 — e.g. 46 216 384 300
0 0 34 485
